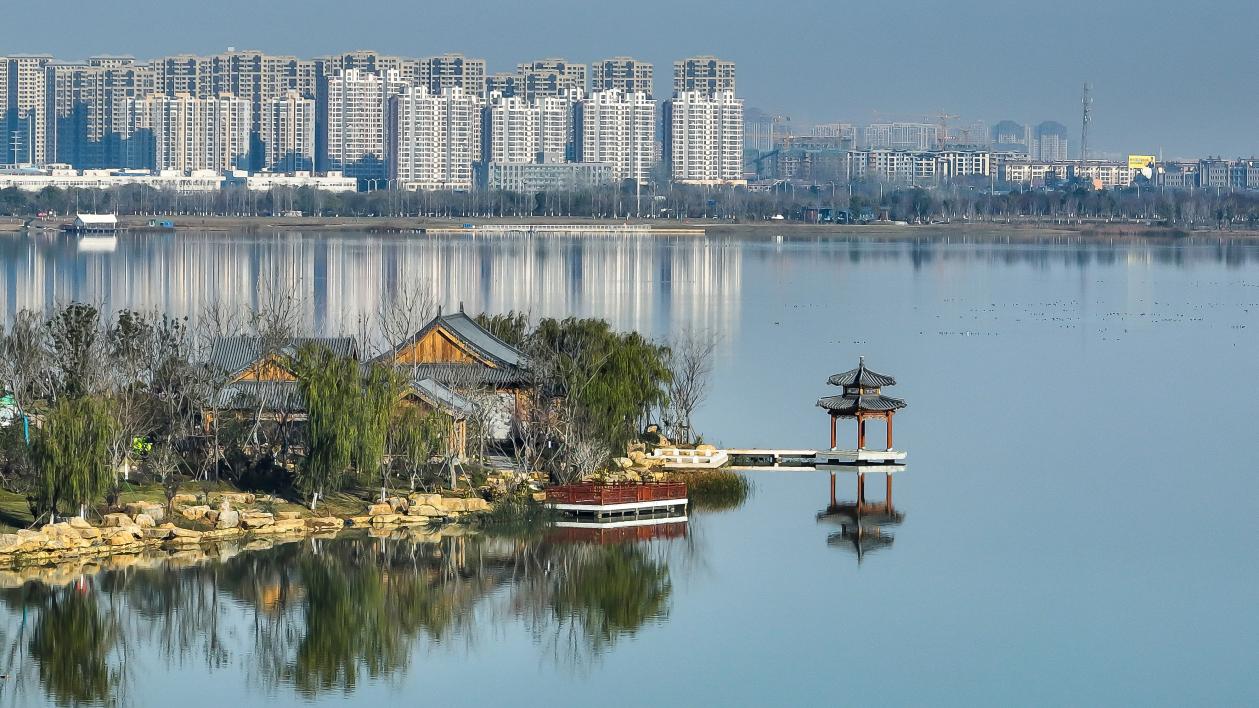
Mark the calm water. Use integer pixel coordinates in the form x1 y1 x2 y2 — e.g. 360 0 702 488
1 230 1257 706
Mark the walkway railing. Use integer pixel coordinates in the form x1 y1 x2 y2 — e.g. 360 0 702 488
546 482 688 506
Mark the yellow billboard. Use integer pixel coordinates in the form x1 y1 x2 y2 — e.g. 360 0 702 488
1128 155 1156 169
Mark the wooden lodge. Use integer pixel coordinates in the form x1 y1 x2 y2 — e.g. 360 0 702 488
205 335 474 458
372 306 530 439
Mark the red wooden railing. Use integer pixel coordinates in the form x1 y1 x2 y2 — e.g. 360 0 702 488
546 482 687 505
547 522 689 544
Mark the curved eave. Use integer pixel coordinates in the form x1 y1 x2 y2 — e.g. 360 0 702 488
827 369 897 388
816 394 907 416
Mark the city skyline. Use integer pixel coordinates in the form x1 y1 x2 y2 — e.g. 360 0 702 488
2 0 1256 159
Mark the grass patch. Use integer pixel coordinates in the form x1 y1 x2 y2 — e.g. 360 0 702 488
671 470 752 512
473 493 556 536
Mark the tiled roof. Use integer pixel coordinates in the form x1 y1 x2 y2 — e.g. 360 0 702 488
816 393 907 415
406 362 529 387
827 357 897 388
213 380 306 412
374 310 526 371
207 336 358 376
410 376 478 419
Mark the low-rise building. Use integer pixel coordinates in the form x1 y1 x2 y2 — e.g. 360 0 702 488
483 161 611 192
239 170 358 192
1072 161 1136 189
1002 161 1069 185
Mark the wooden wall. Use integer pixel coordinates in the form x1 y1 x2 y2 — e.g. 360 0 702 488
390 328 492 367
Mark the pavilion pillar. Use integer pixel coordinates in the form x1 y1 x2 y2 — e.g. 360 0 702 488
857 415 866 450
885 473 893 508
886 411 894 451
829 413 837 450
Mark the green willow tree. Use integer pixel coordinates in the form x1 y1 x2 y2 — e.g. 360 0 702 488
530 317 672 454
388 406 449 491
356 364 405 501
294 346 404 508
33 396 116 520
293 347 358 509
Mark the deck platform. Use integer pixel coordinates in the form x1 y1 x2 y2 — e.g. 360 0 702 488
724 448 907 470
546 482 688 520
814 448 906 465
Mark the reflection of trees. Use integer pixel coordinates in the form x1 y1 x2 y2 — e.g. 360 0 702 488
549 545 671 646
514 541 672 667
27 586 121 707
0 530 682 702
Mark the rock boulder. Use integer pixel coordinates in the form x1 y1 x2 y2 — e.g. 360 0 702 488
214 509 241 530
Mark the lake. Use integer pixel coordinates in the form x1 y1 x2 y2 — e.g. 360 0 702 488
0 230 1256 706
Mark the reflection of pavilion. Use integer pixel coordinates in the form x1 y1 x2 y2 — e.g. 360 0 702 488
817 466 905 562
813 359 909 563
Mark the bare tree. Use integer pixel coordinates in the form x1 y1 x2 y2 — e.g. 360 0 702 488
192 299 242 482
378 281 436 372
0 309 51 417
665 330 719 445
241 281 303 458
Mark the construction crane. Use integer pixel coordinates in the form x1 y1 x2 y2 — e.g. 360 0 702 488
931 111 959 148
768 114 791 150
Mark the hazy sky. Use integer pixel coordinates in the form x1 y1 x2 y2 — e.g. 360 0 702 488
6 0 1255 159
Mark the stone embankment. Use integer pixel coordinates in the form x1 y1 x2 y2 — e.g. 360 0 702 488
0 491 493 568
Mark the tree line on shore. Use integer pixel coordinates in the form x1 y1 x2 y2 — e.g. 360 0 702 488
0 292 716 522
6 180 1259 227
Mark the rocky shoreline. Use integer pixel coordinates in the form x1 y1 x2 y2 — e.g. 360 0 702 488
0 491 493 570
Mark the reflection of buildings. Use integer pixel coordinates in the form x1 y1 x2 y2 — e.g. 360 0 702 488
0 232 742 352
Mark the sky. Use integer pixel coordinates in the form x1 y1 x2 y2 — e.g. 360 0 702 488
5 0 1256 159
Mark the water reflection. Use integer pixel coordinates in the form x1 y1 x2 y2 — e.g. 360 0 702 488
6 230 1259 346
817 469 905 564
0 232 743 342
0 530 684 705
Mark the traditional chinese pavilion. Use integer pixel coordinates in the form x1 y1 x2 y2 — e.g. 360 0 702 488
816 357 907 452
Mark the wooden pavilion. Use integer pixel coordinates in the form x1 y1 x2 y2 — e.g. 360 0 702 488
816 357 906 452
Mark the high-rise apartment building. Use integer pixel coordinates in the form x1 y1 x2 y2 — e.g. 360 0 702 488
990 120 1029 153
575 89 656 184
417 54 487 99
1 55 54 165
261 91 315 172
1034 121 1069 161
591 58 654 97
673 56 735 97
45 57 155 169
315 51 406 170
324 68 406 180
132 93 251 172
482 94 571 164
152 55 204 97
516 58 586 100
664 89 744 185
149 51 316 170
485 72 520 99
862 122 937 151
388 86 482 191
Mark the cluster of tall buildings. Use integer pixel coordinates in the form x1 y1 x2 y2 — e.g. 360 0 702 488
0 51 745 190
